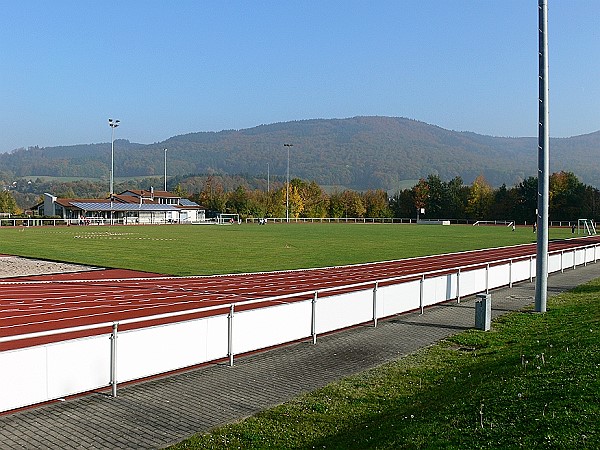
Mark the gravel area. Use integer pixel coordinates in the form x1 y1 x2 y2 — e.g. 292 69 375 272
0 255 96 278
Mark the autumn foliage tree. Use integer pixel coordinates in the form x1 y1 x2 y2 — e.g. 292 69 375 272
0 191 20 215
466 175 494 219
363 189 392 218
549 171 585 220
412 178 429 218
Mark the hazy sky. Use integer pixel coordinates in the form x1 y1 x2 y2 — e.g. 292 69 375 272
1 1 598 152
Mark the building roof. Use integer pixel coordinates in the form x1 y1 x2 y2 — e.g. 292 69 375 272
111 194 159 205
54 198 108 207
179 198 200 207
34 190 205 213
70 202 181 212
122 189 179 199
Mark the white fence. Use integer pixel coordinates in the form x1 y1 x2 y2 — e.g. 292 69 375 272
1 242 598 413
244 217 587 227
0 218 207 227
0 217 590 227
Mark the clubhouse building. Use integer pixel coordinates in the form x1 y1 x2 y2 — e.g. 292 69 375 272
33 188 205 224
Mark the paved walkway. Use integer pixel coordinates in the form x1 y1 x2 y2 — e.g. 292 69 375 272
2 263 600 449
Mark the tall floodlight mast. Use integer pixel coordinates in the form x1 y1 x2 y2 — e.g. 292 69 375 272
108 118 120 225
108 119 120 199
164 148 168 191
535 0 549 313
284 143 293 222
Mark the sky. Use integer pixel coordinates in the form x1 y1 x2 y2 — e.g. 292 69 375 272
0 1 598 152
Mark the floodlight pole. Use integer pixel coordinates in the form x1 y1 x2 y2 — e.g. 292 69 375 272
164 148 168 191
284 144 293 222
535 0 549 313
108 118 120 225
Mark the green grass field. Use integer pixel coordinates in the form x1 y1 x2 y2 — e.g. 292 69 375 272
0 223 573 276
169 280 599 449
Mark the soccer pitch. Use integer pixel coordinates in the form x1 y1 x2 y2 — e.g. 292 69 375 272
0 223 573 276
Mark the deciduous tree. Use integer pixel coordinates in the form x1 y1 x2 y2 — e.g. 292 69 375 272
466 175 493 219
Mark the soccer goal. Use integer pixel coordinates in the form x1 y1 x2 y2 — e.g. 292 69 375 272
577 219 597 235
217 213 240 225
472 220 514 227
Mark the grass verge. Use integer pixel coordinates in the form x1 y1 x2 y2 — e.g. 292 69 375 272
170 280 599 449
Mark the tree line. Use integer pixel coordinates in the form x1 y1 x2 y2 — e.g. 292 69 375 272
186 171 600 223
2 170 598 223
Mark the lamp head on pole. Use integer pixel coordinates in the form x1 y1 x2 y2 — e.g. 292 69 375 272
108 118 120 129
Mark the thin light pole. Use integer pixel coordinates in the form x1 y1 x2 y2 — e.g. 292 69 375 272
267 163 270 193
284 143 293 222
164 148 168 191
108 118 120 225
535 0 549 313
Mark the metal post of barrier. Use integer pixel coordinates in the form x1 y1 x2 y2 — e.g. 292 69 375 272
311 291 318 344
228 304 234 367
561 250 564 273
509 259 513 288
584 247 587 266
372 282 378 327
530 255 533 282
456 268 461 303
419 274 424 314
573 250 577 270
110 322 118 397
486 263 490 294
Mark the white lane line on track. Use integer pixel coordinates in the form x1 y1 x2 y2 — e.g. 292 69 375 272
0 299 220 330
0 293 217 308
0 292 240 322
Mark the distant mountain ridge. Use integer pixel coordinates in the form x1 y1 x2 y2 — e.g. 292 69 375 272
2 116 600 190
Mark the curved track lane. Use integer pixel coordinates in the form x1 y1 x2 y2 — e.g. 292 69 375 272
2 236 599 350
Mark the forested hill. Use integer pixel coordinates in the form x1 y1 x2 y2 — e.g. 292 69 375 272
2 116 600 190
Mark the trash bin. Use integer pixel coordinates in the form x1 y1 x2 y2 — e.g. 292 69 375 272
475 293 491 331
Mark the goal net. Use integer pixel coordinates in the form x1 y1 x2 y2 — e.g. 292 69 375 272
577 219 596 235
217 213 240 225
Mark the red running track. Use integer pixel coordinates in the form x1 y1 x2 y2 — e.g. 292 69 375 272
2 237 599 351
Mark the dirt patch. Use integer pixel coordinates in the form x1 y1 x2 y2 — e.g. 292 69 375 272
0 256 97 278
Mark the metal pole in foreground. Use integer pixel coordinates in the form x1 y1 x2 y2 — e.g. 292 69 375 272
311 291 317 344
110 322 118 397
228 304 234 367
535 0 549 313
